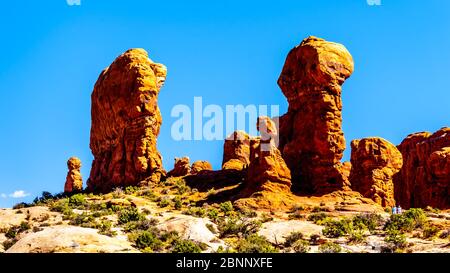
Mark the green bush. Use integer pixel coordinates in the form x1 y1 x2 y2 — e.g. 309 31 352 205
124 186 140 195
69 194 86 207
307 213 328 224
98 220 117 237
352 213 383 233
117 207 145 224
260 213 274 223
322 219 352 238
129 230 163 251
173 196 183 210
319 242 342 253
158 198 171 208
218 217 261 238
219 201 234 214
284 232 304 247
422 225 440 239
384 208 427 233
172 239 203 253
234 234 277 253
384 229 407 250
207 208 219 222
184 207 207 218
292 240 310 253
123 219 159 233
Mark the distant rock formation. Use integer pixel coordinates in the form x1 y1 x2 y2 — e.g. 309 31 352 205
191 160 213 175
394 128 450 209
64 157 83 193
350 138 403 207
167 157 191 177
277 36 354 194
245 117 291 194
87 49 166 192
222 131 251 171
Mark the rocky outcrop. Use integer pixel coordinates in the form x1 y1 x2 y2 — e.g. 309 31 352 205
394 128 450 209
350 138 403 207
191 160 213 175
245 117 291 194
167 157 191 177
87 49 167 192
222 131 251 170
64 157 83 193
277 36 354 194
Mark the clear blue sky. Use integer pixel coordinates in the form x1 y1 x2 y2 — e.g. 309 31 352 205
0 0 449 208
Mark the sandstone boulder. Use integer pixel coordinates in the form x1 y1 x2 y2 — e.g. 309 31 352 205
277 36 354 193
64 157 83 193
167 157 191 177
88 49 166 192
350 137 403 207
395 128 450 209
222 131 251 170
190 160 213 175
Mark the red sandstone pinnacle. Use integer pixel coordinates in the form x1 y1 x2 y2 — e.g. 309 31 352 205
222 131 251 171
277 36 354 193
350 138 403 207
87 49 166 192
394 127 450 209
65 157 83 193
167 157 191 177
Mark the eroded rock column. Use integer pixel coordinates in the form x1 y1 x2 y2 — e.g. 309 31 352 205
277 36 354 193
88 49 166 192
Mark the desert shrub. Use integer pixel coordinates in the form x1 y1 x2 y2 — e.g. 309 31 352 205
129 230 163 251
348 228 365 244
217 217 261 238
123 219 159 233
307 213 328 224
124 186 140 195
174 179 190 195
312 206 325 213
240 209 258 218
117 207 145 224
158 198 171 208
292 239 310 253
288 211 304 220
384 208 427 233
284 232 304 247
171 239 203 253
98 220 117 237
138 190 158 201
69 213 96 227
49 198 70 213
2 239 17 250
207 208 219 222
319 242 342 253
260 213 273 223
309 234 321 245
234 234 277 253
173 196 183 210
184 207 207 218
439 230 450 239
13 202 28 210
219 201 234 214
384 229 407 250
112 188 125 199
69 194 87 207
206 223 217 234
422 225 440 239
352 213 383 233
322 219 352 238
5 221 31 239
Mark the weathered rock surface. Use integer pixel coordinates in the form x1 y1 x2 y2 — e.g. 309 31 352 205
395 128 450 209
64 157 83 193
277 36 354 194
190 160 213 175
88 48 166 192
350 137 403 207
222 131 251 170
167 157 191 177
246 117 291 194
6 226 137 253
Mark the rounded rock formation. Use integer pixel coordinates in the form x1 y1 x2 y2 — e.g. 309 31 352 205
87 49 166 192
190 160 213 175
64 157 83 193
167 157 191 177
277 36 354 193
394 128 450 209
349 138 403 207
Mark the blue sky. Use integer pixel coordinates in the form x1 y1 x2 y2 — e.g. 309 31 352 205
0 0 449 208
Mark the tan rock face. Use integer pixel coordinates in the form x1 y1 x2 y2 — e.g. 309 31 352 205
190 160 213 175
246 117 291 194
395 128 450 209
222 131 251 170
87 49 166 192
167 157 191 177
350 138 403 207
64 157 83 193
277 36 354 193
